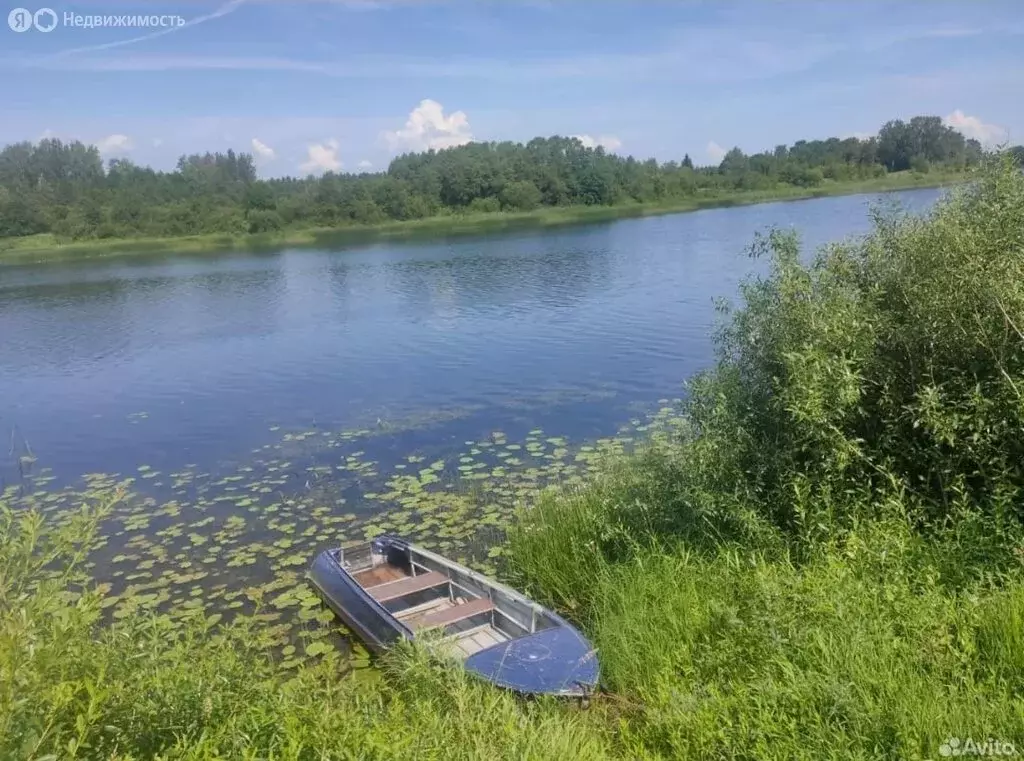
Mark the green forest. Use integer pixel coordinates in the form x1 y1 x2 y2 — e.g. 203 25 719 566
1 114 1017 243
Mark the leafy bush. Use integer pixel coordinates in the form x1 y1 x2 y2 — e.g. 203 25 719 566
499 180 543 211
350 198 386 224
467 196 501 214
667 156 1024 558
246 209 283 234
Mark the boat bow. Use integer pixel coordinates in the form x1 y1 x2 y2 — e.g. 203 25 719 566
464 623 598 697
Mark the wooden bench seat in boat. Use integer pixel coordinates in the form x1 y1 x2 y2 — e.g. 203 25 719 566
415 597 494 631
367 571 449 603
353 564 406 587
308 536 600 696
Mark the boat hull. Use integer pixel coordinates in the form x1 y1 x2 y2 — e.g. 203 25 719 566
307 537 599 697
307 548 412 654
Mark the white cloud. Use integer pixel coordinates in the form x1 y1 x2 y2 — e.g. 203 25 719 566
943 109 1007 147
357 159 373 169
706 141 727 163
572 134 622 151
251 137 276 160
384 99 472 152
300 139 342 173
152 137 163 148
94 134 133 155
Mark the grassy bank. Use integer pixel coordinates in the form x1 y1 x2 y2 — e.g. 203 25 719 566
0 170 963 265
506 155 1024 757
4 158 1023 761
506 456 1024 759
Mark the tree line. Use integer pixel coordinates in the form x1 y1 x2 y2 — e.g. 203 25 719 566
0 115 1013 241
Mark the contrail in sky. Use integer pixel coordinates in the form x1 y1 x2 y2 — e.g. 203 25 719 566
45 0 246 60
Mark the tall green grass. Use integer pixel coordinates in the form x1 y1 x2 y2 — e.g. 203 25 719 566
508 482 1024 759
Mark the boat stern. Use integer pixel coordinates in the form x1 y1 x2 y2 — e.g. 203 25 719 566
307 548 412 653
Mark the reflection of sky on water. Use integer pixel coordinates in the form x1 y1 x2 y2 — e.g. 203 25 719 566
0 188 943 485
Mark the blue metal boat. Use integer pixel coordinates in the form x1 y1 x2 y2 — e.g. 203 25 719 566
307 534 599 698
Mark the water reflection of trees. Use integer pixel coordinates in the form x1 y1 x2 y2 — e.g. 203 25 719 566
366 227 617 325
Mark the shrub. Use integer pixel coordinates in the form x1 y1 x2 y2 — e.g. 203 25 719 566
499 180 543 211
246 209 283 234
350 198 386 224
672 156 1024 556
467 196 501 214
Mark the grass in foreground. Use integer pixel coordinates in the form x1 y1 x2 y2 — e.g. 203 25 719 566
5 475 1021 760
0 170 963 264
3 158 1022 760
509 461 1024 760
508 154 1024 758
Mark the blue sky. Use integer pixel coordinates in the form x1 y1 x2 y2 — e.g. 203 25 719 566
3 0 1023 176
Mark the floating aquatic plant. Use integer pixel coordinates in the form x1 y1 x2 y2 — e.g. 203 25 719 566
5 398 686 667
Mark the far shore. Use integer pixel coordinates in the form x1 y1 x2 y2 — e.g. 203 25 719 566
0 170 964 265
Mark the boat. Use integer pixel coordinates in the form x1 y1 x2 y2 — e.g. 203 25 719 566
307 534 599 698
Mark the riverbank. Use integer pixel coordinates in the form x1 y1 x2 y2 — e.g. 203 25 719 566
5 160 1022 760
0 170 963 265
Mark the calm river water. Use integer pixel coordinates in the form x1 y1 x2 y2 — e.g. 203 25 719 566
1 189 942 491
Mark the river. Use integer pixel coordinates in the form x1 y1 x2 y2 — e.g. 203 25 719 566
0 188 943 652
0 189 941 483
